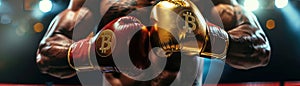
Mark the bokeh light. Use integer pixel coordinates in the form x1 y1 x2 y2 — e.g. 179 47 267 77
0 15 12 24
266 19 275 30
33 22 44 33
244 0 259 11
275 0 289 8
16 26 27 36
39 0 52 13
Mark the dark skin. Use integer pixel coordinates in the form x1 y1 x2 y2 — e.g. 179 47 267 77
36 0 92 79
212 0 271 69
37 0 270 85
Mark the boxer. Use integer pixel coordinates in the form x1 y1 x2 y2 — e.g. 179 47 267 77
36 0 271 85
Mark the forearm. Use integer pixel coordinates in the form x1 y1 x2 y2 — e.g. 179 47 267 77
208 3 271 69
39 34 73 59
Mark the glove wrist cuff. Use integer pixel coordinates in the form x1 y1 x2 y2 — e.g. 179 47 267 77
201 22 229 60
67 39 95 71
67 44 76 70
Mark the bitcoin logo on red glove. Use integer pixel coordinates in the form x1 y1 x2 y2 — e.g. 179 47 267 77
97 29 116 57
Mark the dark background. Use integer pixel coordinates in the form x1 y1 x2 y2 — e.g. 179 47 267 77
0 0 300 84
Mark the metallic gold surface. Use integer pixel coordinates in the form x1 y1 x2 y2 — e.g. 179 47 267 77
151 0 208 57
151 0 229 59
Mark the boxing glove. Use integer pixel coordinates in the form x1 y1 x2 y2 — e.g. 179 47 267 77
150 0 229 60
68 16 150 72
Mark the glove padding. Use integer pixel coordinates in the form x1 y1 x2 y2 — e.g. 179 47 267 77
68 16 151 72
150 0 229 60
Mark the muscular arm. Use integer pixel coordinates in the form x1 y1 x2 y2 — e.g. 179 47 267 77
36 7 92 78
225 8 271 69
210 0 271 70
36 12 76 78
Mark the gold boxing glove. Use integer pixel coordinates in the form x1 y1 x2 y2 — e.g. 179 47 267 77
150 0 229 60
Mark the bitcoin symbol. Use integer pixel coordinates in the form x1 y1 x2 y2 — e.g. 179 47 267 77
183 12 197 33
99 34 111 53
96 30 115 57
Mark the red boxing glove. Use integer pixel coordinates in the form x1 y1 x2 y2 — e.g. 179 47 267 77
68 16 150 72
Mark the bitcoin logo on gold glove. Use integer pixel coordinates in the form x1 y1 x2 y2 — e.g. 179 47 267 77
183 11 197 33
